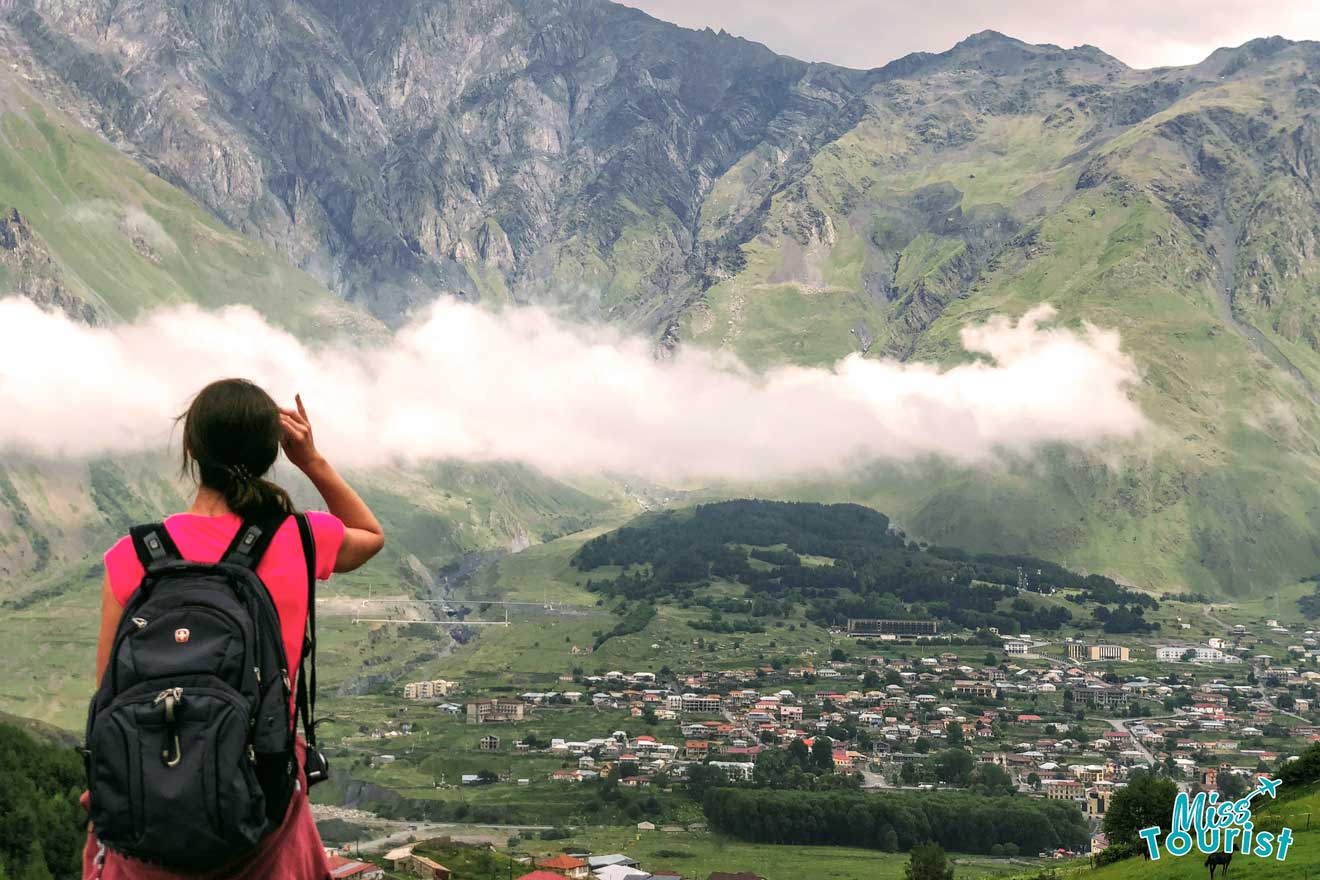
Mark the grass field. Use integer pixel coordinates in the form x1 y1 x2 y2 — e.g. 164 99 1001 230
522 827 1038 880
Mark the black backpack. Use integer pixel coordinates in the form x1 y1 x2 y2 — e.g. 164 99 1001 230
83 513 324 871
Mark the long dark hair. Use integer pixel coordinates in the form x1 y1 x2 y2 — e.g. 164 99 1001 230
178 378 295 521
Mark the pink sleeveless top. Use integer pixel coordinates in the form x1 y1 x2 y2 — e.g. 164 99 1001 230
104 511 344 682
85 511 345 880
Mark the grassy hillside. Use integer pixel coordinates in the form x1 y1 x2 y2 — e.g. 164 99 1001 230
678 40 1320 596
0 71 378 337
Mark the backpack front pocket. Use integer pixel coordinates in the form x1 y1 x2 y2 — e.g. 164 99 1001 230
89 679 271 870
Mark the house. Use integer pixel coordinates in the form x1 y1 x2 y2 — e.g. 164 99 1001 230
1086 786 1114 819
466 698 526 724
536 854 590 878
325 855 385 879
666 693 722 713
594 866 649 880
709 760 755 781
588 855 641 870
384 846 415 872
479 734 501 751
637 821 657 831
1041 779 1085 800
403 855 454 880
1069 686 1128 710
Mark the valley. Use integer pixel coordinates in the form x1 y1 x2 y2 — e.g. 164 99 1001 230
4 2 1320 879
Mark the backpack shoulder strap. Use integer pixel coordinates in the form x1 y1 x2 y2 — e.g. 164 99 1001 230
220 514 287 571
129 523 181 571
293 513 319 748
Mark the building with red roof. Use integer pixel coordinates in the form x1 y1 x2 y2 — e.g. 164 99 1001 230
325 854 384 879
536 854 590 878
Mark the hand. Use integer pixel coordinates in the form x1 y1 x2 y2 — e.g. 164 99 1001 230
280 394 322 472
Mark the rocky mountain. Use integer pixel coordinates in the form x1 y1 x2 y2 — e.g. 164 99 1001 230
0 0 878 327
3 1 1320 594
0 60 631 604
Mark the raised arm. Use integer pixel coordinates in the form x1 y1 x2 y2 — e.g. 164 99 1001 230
280 394 385 572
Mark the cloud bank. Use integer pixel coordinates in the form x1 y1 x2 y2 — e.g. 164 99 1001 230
0 297 1146 482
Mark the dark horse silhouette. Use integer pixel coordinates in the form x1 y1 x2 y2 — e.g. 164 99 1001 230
1206 851 1232 880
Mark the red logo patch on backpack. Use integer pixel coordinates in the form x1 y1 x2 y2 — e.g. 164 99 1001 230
175 628 190 644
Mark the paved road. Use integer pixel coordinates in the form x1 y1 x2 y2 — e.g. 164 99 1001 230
332 820 555 854
1103 717 1153 766
859 768 890 789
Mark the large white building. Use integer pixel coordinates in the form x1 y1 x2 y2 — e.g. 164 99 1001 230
709 761 756 781
1155 645 1239 663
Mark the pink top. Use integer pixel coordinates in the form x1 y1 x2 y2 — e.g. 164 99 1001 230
104 511 345 694
90 511 344 880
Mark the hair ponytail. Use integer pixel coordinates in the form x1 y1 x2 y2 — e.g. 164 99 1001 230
199 462 295 522
180 379 297 522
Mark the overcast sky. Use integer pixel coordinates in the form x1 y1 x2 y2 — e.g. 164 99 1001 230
622 0 1320 70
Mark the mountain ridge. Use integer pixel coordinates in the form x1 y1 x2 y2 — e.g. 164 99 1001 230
3 5 1320 595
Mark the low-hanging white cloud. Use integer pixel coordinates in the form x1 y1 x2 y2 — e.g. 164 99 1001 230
0 297 1147 482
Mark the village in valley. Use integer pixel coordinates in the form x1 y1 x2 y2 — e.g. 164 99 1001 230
310 596 1320 880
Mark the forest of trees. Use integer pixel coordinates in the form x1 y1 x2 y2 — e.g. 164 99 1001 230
0 721 84 879
573 500 1152 634
701 787 1088 854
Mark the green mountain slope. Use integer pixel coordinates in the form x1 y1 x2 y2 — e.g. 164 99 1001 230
0 69 378 336
684 38 1320 594
7 4 1320 594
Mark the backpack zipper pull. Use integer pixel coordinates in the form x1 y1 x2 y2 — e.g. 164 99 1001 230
155 688 183 767
131 617 148 629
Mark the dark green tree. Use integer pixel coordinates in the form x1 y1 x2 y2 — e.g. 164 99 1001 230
1102 769 1178 851
1217 772 1247 800
1281 742 1320 787
934 749 974 786
945 720 964 746
970 763 1015 796
905 842 954 880
811 736 835 771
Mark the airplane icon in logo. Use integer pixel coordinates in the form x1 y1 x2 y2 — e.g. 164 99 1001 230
1255 776 1281 799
